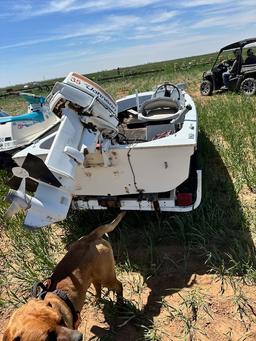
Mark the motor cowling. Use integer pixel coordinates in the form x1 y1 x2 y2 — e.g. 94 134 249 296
48 72 119 135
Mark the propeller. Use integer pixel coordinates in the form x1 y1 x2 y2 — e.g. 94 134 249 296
5 167 31 217
7 153 62 192
5 154 63 224
5 163 71 229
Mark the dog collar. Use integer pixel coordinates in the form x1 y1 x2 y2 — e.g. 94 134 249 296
31 281 80 329
52 289 79 329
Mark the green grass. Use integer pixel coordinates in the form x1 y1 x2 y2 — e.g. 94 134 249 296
0 55 255 339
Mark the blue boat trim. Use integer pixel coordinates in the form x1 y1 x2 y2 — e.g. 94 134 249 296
20 94 46 105
0 110 45 124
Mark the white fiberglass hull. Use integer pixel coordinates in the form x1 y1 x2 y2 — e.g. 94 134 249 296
76 91 197 196
0 95 59 154
74 143 194 196
0 115 59 153
13 93 197 197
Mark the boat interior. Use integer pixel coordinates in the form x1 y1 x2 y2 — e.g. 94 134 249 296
116 83 190 144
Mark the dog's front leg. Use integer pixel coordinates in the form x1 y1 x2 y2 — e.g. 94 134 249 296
113 279 123 305
92 281 102 300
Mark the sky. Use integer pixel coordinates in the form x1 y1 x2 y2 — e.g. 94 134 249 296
0 0 256 87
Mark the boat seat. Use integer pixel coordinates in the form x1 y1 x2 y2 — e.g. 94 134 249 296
0 111 44 124
139 97 180 122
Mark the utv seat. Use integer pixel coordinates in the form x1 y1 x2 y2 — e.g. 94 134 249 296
240 64 256 74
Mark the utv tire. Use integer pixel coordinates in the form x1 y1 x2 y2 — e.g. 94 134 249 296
200 80 213 96
240 78 256 96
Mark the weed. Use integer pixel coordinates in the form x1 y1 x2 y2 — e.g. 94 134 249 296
141 322 163 341
0 214 63 307
162 289 212 340
232 287 256 331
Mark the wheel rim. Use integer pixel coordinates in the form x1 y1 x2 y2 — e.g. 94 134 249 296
242 80 256 95
201 82 210 95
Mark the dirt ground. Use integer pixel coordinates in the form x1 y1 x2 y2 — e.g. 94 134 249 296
78 246 256 341
1 244 256 341
79 274 256 341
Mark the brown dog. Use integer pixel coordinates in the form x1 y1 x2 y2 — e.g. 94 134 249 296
3 212 126 341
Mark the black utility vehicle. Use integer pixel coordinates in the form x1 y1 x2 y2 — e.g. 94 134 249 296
200 38 256 96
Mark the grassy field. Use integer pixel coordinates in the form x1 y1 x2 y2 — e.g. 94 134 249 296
0 52 216 93
0 57 256 340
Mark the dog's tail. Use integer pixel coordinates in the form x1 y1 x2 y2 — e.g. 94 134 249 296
88 212 126 239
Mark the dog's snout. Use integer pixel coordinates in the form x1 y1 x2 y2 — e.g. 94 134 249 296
71 330 83 341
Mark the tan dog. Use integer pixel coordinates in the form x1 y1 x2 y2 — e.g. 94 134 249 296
3 212 126 341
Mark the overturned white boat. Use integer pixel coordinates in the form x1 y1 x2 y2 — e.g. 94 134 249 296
0 93 59 168
5 72 202 229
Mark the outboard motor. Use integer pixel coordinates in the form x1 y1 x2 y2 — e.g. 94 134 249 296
5 72 119 229
48 72 119 136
